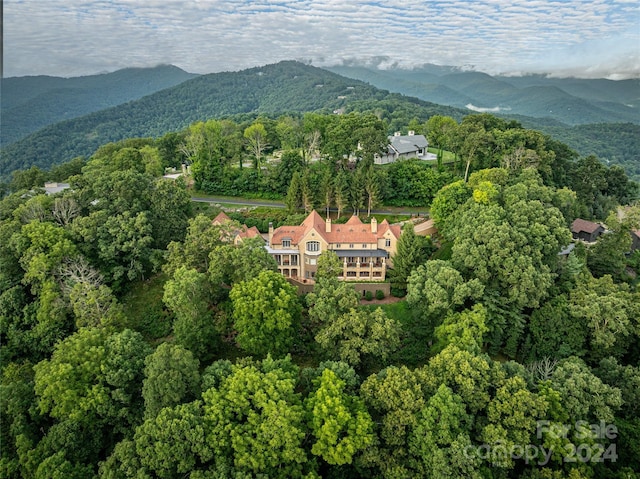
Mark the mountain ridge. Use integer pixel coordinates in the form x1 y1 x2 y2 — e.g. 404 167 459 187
325 64 640 125
1 64 199 146
1 61 638 181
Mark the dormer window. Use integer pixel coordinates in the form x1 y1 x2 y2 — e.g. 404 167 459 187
283 239 291 248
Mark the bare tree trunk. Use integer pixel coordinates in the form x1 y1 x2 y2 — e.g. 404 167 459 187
464 157 472 183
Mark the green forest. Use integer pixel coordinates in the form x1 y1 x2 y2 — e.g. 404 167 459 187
0 65 197 147
2 61 638 185
1 110 640 479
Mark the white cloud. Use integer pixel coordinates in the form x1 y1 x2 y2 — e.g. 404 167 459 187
466 104 512 113
3 0 639 78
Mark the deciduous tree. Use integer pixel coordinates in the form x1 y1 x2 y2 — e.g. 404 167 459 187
142 342 200 420
202 358 309 477
305 369 374 465
230 270 301 356
244 122 268 171
163 266 218 361
315 307 400 367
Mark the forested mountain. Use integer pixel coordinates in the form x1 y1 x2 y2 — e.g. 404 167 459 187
326 64 640 126
1 65 198 146
0 61 465 176
2 118 639 478
1 61 638 182
519 120 640 181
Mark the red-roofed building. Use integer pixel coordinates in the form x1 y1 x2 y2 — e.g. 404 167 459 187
267 210 402 281
212 212 264 245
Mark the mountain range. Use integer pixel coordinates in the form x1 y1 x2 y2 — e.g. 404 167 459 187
1 64 198 147
0 61 463 176
1 61 638 180
326 64 640 126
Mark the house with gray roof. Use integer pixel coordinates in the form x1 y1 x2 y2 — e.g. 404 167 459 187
374 131 437 165
43 182 71 195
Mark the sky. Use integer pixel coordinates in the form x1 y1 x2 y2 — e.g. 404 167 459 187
4 0 640 79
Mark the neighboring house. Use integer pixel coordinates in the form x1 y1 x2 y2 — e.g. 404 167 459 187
267 210 401 282
43 182 71 195
212 211 263 245
631 230 640 252
374 131 437 165
571 218 605 243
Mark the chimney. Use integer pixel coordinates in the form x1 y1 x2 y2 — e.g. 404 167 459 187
394 131 401 137
371 217 377 233
326 217 332 233
408 130 415 136
268 222 274 244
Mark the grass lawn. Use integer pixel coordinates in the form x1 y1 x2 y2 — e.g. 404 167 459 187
428 147 456 164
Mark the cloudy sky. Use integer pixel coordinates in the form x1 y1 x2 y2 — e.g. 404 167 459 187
4 0 639 79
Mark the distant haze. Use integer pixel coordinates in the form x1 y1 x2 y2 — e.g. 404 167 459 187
4 0 639 80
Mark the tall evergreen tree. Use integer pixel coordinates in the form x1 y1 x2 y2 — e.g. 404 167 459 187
389 222 431 296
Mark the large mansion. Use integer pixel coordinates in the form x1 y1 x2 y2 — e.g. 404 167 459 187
267 211 401 282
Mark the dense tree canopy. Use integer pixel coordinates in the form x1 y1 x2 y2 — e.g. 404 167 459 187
1 105 639 479
229 270 302 356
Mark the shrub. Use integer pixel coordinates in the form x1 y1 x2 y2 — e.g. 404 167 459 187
364 291 373 301
390 287 406 298
375 290 385 300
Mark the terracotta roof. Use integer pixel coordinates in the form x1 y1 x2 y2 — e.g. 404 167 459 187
633 230 640 238
271 211 401 246
271 224 306 245
327 224 377 244
571 218 602 234
345 215 363 226
302 210 326 229
239 226 262 239
212 212 263 242
212 211 232 225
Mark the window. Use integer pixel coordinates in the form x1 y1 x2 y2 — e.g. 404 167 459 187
362 244 367 248
385 239 391 247
282 239 291 248
349 244 354 248
306 241 320 252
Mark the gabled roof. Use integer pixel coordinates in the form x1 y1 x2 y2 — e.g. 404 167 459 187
212 212 264 242
389 134 428 154
377 219 402 239
212 211 232 225
271 211 401 246
239 226 262 239
571 218 603 234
